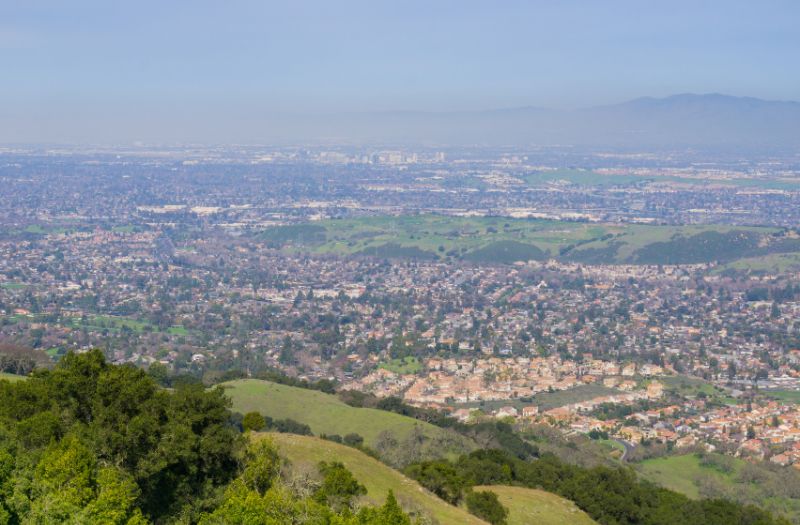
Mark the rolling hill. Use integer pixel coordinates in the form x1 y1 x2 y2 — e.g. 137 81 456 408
263 432 487 525
474 485 596 525
255 215 800 267
221 378 476 458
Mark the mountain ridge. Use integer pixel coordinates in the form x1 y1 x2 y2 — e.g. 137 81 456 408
295 93 800 149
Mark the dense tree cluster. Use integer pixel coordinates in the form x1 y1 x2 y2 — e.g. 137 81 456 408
201 439 411 525
0 351 413 524
406 449 790 525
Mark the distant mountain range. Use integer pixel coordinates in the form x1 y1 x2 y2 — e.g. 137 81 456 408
291 94 800 149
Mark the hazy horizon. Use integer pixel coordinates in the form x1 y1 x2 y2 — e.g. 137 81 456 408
2 1 799 143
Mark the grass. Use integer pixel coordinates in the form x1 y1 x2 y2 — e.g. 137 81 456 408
637 453 800 523
0 311 190 337
263 433 487 524
379 356 422 375
598 439 625 459
0 282 28 290
456 384 621 414
475 485 596 525
221 379 475 454
764 390 800 404
659 375 737 405
636 453 749 500
531 384 621 411
110 225 139 233
715 253 800 274
638 454 715 498
524 168 642 188
253 215 795 266
0 372 28 383
523 169 800 191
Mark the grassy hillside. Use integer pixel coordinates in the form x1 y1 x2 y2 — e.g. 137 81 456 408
637 453 800 523
638 454 727 499
221 379 475 457
0 372 27 382
264 433 487 525
475 485 596 525
253 215 799 266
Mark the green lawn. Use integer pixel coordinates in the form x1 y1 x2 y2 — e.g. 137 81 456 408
379 356 422 375
222 379 475 454
475 485 596 525
765 390 800 404
524 168 642 188
265 433 487 525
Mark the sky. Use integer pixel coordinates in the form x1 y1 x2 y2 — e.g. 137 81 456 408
1 0 799 143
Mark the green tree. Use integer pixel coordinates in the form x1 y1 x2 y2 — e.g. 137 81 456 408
404 460 465 504
243 411 266 432
0 349 242 523
241 438 281 495
465 490 508 525
314 461 366 511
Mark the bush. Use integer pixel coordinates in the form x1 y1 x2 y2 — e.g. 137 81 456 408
242 411 266 432
465 490 508 525
404 460 466 504
343 433 364 447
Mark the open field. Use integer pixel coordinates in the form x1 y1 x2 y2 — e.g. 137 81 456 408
637 454 729 498
254 215 799 266
457 383 621 414
1 312 190 337
379 356 422 374
0 282 29 290
659 375 738 405
715 252 800 274
222 379 475 455
523 169 800 191
531 383 621 411
475 485 596 525
264 433 487 524
765 390 800 404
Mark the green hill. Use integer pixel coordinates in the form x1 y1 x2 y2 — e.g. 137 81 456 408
265 432 487 525
252 215 800 267
221 379 475 459
475 485 596 525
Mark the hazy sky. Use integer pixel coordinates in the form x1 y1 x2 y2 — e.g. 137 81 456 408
2 0 799 142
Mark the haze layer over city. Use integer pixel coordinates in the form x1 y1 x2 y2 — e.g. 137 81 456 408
1 2 800 525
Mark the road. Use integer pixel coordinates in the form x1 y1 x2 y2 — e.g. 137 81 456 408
614 439 635 462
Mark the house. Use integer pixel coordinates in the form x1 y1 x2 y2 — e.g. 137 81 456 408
770 453 792 466
495 406 519 419
647 381 664 399
522 405 539 418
